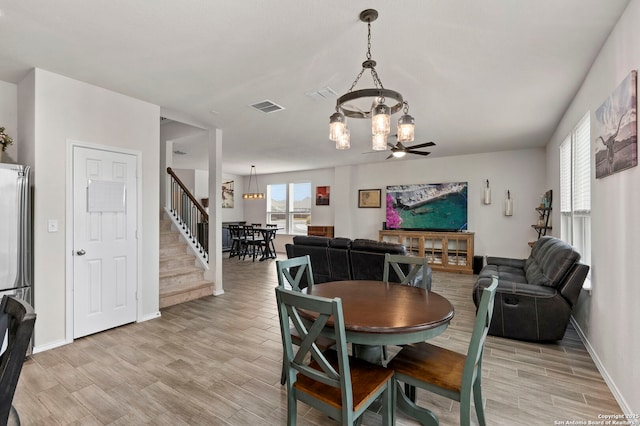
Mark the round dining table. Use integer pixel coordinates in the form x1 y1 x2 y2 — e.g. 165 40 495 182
305 280 455 426
306 280 454 345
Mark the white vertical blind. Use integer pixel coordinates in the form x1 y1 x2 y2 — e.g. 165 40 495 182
573 112 591 213
560 136 572 214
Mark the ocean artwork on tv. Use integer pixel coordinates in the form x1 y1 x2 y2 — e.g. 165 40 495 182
386 182 468 231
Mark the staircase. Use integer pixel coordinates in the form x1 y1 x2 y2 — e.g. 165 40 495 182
160 214 213 308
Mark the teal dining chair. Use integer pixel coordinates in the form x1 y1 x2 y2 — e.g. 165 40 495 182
276 256 334 385
383 253 431 290
387 275 499 426
275 287 394 425
276 255 314 292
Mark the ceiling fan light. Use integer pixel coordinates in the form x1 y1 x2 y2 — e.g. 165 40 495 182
372 103 391 135
336 128 351 150
329 112 347 142
397 113 415 142
392 150 406 158
372 133 387 151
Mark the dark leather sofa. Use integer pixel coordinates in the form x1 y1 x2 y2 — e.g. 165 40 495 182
285 236 432 289
473 236 589 341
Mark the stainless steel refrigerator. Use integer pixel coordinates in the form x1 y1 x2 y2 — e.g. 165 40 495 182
0 163 32 307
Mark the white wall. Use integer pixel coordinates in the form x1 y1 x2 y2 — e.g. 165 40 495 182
250 149 546 259
17 68 160 350
545 0 639 415
0 80 18 163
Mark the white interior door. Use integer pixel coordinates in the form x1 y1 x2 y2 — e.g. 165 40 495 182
73 146 138 338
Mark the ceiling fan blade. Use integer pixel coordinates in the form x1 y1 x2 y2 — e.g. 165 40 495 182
406 150 431 156
407 141 436 149
385 154 394 160
387 142 397 150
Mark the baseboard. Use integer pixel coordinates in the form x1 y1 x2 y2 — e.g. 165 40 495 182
140 311 161 322
570 317 639 425
33 338 71 354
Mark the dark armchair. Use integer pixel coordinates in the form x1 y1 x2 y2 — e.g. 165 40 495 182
473 236 589 341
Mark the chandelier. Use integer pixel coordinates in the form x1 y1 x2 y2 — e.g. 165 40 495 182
329 9 415 151
242 165 265 200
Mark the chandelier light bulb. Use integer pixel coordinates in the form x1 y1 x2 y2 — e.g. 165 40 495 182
336 128 351 150
372 103 391 135
329 112 347 142
397 113 415 142
372 133 387 151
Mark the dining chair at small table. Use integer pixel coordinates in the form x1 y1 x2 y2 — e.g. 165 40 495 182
240 225 264 261
275 287 394 425
227 224 243 258
387 276 498 426
276 256 334 385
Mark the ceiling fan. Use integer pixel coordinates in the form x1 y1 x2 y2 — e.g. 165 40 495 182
386 140 436 159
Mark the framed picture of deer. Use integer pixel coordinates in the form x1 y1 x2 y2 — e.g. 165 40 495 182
594 70 637 179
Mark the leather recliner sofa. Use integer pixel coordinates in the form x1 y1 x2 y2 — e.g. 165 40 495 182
285 236 432 289
473 236 589 341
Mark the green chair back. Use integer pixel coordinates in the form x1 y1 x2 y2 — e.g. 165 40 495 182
275 287 393 425
276 255 314 292
383 253 430 290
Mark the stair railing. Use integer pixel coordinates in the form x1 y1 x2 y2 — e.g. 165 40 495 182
166 167 208 262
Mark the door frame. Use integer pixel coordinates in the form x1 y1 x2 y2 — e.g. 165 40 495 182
65 139 143 343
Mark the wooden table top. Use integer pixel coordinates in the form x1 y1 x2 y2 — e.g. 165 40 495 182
305 280 455 345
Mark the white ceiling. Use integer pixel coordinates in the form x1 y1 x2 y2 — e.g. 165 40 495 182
0 1 631 176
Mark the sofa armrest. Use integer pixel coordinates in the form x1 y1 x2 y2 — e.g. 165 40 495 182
486 256 526 269
474 276 557 300
558 263 590 308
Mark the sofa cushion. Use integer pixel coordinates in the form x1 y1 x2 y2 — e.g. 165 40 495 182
292 236 331 247
527 236 581 288
524 259 552 287
329 237 352 249
328 238 352 281
351 239 407 254
479 264 527 284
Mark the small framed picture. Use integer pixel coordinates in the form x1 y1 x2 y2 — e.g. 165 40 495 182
358 189 381 208
316 186 330 206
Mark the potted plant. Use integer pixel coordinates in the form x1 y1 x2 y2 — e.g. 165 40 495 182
0 127 14 161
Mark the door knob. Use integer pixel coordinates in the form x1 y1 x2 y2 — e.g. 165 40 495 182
76 249 86 256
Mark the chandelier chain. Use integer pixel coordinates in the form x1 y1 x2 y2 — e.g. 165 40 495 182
347 18 385 93
366 21 372 61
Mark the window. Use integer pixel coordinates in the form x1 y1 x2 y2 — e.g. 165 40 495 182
559 112 591 288
267 182 311 235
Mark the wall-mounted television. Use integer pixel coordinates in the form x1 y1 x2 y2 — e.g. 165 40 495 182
386 182 468 232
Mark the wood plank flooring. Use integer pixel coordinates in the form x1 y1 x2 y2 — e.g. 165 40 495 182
13 255 622 425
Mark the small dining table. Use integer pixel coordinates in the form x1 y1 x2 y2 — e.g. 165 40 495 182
304 280 455 426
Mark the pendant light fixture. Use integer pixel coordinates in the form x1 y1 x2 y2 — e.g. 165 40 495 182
329 9 415 151
242 165 265 200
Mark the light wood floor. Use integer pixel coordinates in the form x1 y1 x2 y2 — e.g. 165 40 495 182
13 255 622 425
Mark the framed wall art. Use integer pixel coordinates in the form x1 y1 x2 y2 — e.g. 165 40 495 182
316 186 330 205
222 180 234 208
594 70 637 179
358 189 381 208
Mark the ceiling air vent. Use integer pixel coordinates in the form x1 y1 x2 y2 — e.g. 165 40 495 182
250 100 285 113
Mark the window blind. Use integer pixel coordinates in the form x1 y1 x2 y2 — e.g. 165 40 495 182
573 112 591 213
560 136 572 214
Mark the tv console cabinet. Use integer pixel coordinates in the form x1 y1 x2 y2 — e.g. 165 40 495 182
379 230 474 274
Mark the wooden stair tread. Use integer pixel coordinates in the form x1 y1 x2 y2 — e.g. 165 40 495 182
160 280 213 297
